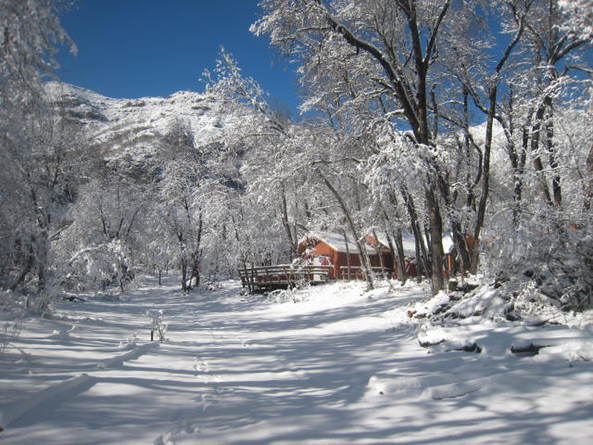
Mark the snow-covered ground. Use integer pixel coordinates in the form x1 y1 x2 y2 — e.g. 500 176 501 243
1 277 592 444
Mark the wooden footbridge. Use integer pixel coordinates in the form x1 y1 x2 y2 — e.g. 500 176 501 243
238 264 392 292
239 265 333 293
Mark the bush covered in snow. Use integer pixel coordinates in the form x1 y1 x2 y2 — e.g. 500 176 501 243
483 220 593 313
63 240 135 293
407 279 581 326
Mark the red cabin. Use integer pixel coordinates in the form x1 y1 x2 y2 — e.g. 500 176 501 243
297 232 394 280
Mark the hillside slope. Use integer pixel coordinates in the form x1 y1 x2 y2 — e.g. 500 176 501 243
44 82 246 177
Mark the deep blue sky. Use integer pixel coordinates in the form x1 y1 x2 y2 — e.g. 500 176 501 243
57 0 300 115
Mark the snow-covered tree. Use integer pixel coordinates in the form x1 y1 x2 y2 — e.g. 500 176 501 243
253 0 490 291
1 105 86 307
252 0 593 300
57 172 148 292
156 120 207 291
0 0 76 308
559 0 593 40
0 0 75 106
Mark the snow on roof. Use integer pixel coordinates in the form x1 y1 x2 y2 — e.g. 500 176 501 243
371 231 455 256
301 231 457 257
442 233 454 254
301 232 381 255
372 232 415 256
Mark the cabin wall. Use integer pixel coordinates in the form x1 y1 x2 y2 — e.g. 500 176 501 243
297 233 470 281
370 252 394 270
308 241 339 279
310 241 334 258
335 252 361 279
334 252 394 279
299 237 394 280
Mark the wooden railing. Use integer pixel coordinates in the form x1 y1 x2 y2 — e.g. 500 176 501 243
337 266 392 280
239 264 332 292
239 264 393 292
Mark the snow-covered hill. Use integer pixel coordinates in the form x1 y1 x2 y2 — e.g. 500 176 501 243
44 82 241 172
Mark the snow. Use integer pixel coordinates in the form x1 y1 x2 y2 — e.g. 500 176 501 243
43 81 243 161
302 231 376 254
300 230 454 257
1 276 593 444
372 231 455 256
372 231 417 256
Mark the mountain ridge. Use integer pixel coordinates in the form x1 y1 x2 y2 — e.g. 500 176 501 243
44 81 239 156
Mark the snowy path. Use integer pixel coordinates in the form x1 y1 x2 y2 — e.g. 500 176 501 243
1 277 593 444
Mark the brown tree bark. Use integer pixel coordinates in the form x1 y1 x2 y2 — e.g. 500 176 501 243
318 170 374 289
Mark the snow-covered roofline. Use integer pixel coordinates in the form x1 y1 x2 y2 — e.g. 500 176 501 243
370 231 455 256
299 232 380 254
300 231 456 257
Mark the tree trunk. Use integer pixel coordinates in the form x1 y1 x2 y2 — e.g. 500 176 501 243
10 244 34 292
545 107 562 206
426 187 445 293
342 229 352 280
530 103 554 206
180 258 188 292
318 170 374 289
584 144 593 211
471 12 525 272
398 187 430 277
472 83 498 274
392 229 407 284
380 208 407 284
280 182 297 258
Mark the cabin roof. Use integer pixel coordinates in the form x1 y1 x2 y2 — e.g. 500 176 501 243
299 232 383 255
300 231 456 257
372 231 455 256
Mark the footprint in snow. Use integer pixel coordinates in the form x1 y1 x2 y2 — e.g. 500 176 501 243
193 358 209 373
200 393 218 412
153 432 175 445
